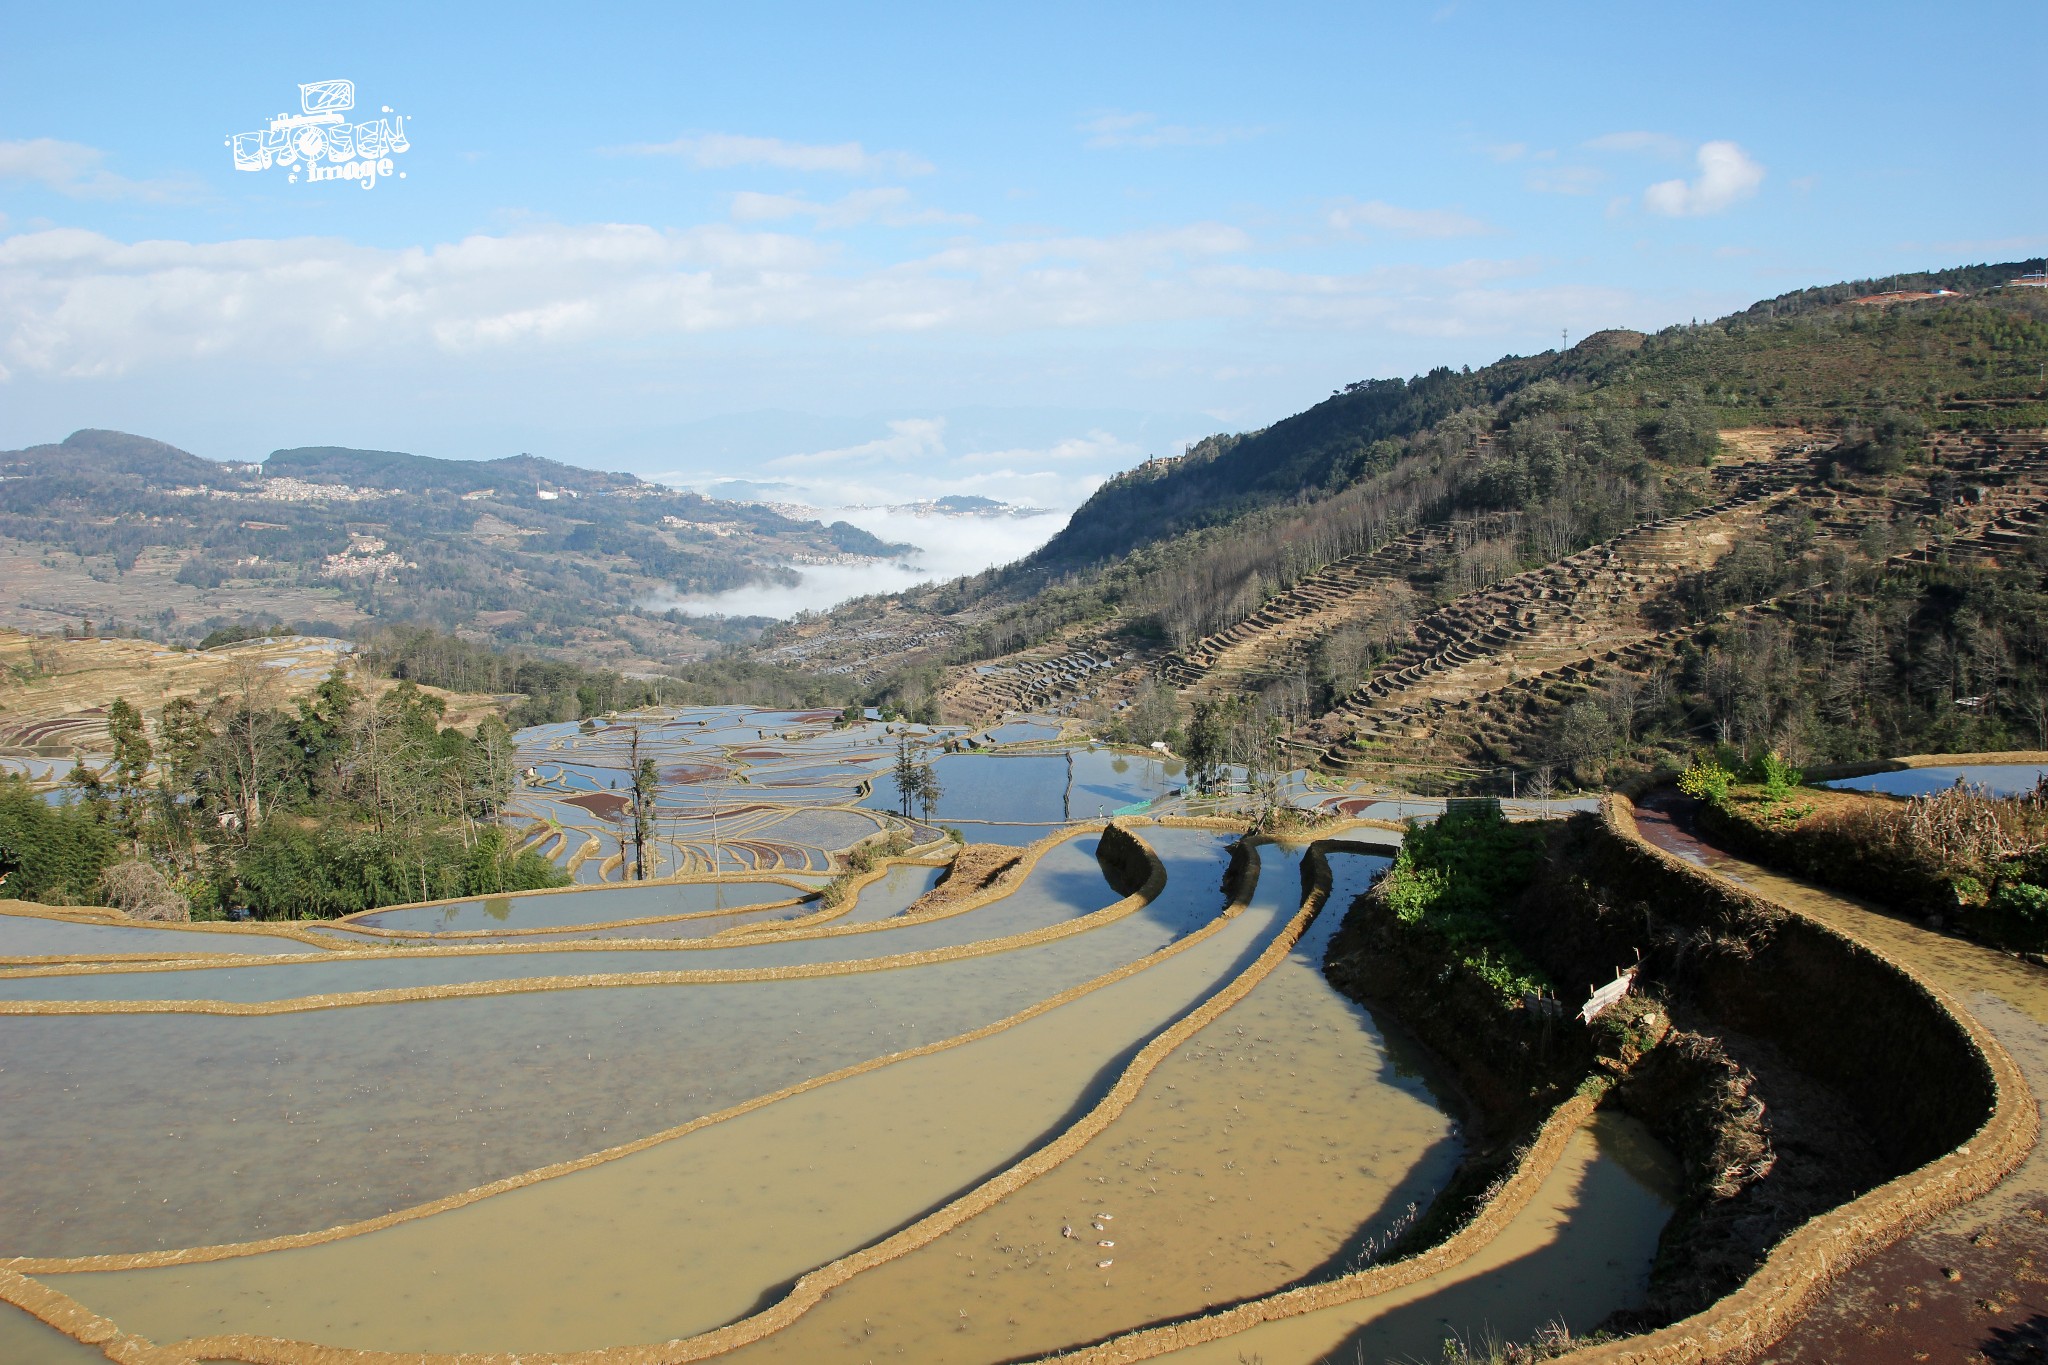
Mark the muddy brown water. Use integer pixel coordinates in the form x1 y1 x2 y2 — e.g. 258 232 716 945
0 1299 104 1362
722 848 1468 1365
0 833 1239 1257
50 845 1295 1353
1156 1112 1679 1365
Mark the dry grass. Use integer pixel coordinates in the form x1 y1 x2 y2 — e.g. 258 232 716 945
0 629 506 757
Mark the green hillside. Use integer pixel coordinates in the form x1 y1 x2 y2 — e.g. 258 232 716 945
1024 259 2046 584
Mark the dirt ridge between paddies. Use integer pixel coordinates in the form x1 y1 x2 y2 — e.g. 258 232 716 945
1548 797 2037 1364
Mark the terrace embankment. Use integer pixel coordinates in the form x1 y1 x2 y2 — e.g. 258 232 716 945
1323 801 2017 1354
1688 781 2048 954
905 843 1025 914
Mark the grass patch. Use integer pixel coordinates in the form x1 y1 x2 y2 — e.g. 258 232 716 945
1380 802 1550 1003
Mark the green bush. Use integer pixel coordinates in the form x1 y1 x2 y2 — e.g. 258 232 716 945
1992 880 2048 923
1677 756 1735 805
460 828 570 897
0 777 115 903
231 821 564 919
1745 750 1804 799
1378 805 1549 1003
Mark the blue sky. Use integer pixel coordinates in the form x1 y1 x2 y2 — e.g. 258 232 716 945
2 0 2043 519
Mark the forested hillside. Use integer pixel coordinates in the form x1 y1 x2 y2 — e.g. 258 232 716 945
760 259 2048 785
1025 256 2048 582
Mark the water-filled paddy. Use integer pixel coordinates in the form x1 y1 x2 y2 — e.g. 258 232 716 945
341 878 803 933
52 849 1292 1352
864 750 1181 824
0 835 1249 1255
980 720 1064 744
0 697 1710 1362
724 844 1468 1364
0 831 1236 1005
0 1300 104 1362
832 860 949 923
1160 1112 1678 1364
1820 762 2048 797
0 911 315 959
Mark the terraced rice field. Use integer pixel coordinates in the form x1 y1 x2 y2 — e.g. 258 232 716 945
0 705 1693 1362
0 822 1681 1362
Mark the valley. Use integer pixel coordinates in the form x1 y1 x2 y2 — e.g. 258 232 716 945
4 260 2048 1365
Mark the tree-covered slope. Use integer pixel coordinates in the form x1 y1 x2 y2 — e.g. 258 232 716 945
1022 259 2048 583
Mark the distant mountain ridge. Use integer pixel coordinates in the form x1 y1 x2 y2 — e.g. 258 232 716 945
266 446 643 495
0 429 249 489
0 429 921 668
0 431 655 500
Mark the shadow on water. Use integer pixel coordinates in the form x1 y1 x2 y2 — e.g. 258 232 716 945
1316 1122 1673 1365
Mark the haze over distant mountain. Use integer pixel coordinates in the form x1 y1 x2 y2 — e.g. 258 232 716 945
0 431 925 670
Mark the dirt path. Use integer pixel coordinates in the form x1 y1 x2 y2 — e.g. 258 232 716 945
1632 790 2048 1364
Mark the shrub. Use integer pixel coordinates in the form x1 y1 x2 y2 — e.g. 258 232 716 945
97 860 189 921
1992 880 2048 923
1377 804 1549 1003
1746 751 1804 799
0 776 115 903
1677 756 1735 805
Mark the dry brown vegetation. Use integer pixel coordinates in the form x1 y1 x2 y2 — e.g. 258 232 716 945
0 629 505 758
1707 779 2048 949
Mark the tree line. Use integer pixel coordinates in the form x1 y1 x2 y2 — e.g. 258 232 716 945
0 659 562 920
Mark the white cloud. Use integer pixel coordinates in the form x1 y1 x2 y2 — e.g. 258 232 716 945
693 420 1139 512
0 138 200 202
615 132 932 177
1328 199 1488 238
0 218 1633 381
649 506 1069 619
1644 141 1765 217
1079 111 1258 150
730 187 975 229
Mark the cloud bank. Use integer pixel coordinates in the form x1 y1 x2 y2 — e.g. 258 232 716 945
0 222 1628 381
